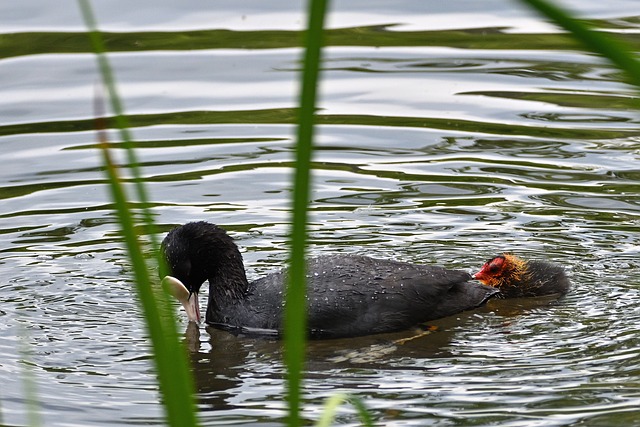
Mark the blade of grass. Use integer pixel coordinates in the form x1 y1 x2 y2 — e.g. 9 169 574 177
348 395 375 427
285 0 329 425
94 91 199 427
78 0 160 249
518 0 640 92
316 393 348 427
18 323 42 427
316 394 374 427
82 1 199 424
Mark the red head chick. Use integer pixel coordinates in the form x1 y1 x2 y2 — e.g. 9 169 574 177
472 253 570 298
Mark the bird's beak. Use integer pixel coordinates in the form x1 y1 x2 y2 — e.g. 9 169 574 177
162 276 201 323
472 270 490 284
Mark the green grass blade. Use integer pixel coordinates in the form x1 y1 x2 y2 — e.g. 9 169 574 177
80 1 199 425
78 0 160 250
348 395 374 427
18 323 42 427
316 393 348 427
94 99 199 427
518 0 640 91
285 0 329 425
315 393 374 427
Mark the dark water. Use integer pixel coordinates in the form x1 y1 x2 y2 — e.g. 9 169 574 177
1 1 640 426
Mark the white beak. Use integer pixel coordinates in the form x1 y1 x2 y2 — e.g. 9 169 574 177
162 276 201 323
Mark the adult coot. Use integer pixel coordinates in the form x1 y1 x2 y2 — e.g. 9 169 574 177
472 253 570 298
161 221 498 338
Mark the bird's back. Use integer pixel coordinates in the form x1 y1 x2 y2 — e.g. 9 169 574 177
521 260 570 296
207 254 497 338
304 255 496 337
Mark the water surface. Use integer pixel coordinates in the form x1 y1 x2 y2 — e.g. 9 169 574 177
1 1 640 426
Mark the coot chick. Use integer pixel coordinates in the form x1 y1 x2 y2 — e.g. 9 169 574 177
472 253 570 298
161 221 499 338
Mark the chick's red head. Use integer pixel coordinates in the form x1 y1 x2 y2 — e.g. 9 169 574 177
472 255 508 286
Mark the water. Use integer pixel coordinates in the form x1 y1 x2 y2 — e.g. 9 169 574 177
1 0 640 425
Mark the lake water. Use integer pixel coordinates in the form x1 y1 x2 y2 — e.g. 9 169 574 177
1 0 640 426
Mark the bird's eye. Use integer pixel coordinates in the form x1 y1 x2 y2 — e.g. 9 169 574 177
487 256 505 274
489 260 504 273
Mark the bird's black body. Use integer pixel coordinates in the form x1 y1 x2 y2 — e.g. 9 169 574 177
162 221 499 338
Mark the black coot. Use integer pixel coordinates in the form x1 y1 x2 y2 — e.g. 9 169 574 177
161 221 499 338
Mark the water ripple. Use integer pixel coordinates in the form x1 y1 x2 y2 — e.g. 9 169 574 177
2 3 640 426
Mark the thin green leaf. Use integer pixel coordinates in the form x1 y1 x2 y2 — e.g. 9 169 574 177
316 393 349 427
315 393 374 427
80 1 199 426
284 0 329 425
93 96 199 427
348 395 375 427
77 0 160 249
18 323 42 427
519 0 640 91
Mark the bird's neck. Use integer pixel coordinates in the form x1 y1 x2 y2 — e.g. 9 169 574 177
207 257 251 306
497 255 532 295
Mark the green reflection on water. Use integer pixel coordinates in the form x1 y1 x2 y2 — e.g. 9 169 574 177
2 110 637 140
0 26 590 59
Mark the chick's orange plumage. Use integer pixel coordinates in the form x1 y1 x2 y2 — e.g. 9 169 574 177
473 253 569 298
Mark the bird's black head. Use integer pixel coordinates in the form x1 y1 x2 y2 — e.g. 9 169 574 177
161 221 239 294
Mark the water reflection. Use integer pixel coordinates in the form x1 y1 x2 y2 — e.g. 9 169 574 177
181 293 573 417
